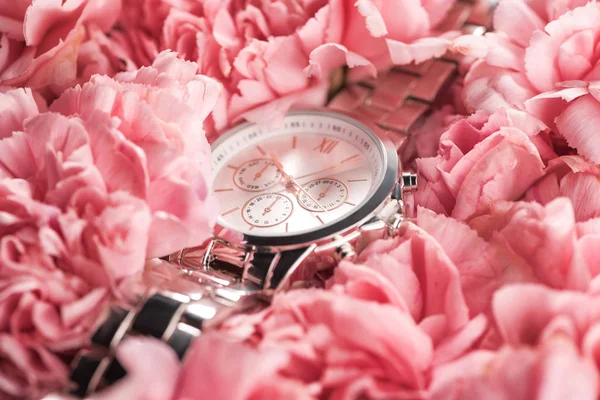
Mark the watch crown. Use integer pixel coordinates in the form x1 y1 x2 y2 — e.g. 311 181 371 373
401 172 418 193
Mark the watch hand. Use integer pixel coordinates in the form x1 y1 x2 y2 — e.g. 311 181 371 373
269 154 330 215
262 196 280 215
295 158 362 181
273 159 364 193
318 180 335 200
254 162 271 181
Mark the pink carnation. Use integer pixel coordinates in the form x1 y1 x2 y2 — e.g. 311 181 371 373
414 200 600 330
0 110 149 397
0 52 219 397
456 1 600 156
215 221 496 398
525 155 600 221
414 109 549 220
218 288 435 398
88 0 463 138
525 80 600 163
175 333 311 399
51 51 221 258
456 0 590 112
0 0 121 96
430 284 600 399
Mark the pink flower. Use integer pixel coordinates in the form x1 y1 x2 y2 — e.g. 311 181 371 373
341 0 457 72
51 51 221 258
0 108 150 396
414 109 549 220
399 105 462 168
430 284 600 399
0 334 69 398
218 288 435 398
525 155 600 221
96 0 463 137
76 25 156 84
413 199 600 332
0 53 219 397
525 80 600 163
332 224 471 343
161 0 373 133
0 0 121 96
175 333 311 400
430 335 598 400
330 223 490 367
468 198 600 292
457 0 597 125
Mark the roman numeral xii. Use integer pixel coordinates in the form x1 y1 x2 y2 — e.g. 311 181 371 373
314 138 339 154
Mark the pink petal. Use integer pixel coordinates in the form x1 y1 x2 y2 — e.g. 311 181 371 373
556 95 600 163
89 337 180 400
386 36 451 65
493 0 545 47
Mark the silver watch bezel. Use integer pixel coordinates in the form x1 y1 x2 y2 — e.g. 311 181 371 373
210 109 399 248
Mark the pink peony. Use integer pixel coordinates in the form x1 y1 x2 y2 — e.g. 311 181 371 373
414 109 549 220
0 0 121 96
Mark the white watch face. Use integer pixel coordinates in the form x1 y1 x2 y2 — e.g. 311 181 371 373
211 112 389 238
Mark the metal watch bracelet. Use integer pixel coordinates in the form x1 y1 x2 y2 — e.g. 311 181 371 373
66 1 495 396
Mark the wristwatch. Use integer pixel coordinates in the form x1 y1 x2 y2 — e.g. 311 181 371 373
64 1 495 397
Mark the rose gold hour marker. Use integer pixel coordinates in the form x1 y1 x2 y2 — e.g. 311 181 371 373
249 225 255 231
292 136 297 149
256 145 267 156
344 201 356 206
222 206 240 216
348 179 368 182
341 154 360 163
227 165 239 170
314 138 339 154
214 188 234 192
285 222 289 232
316 215 325 224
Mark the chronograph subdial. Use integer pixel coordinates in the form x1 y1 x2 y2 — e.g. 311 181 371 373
298 178 349 212
242 193 293 228
234 159 282 192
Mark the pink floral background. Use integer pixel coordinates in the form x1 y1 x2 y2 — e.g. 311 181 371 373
2 0 600 398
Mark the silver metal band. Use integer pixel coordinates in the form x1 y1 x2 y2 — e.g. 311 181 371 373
69 262 269 396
